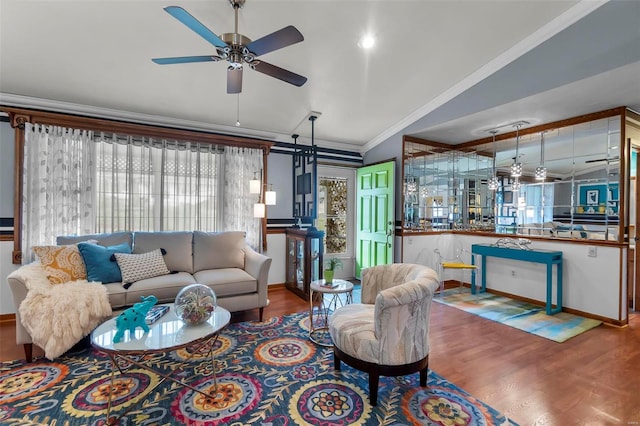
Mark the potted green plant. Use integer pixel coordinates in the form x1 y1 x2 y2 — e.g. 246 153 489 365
323 257 343 284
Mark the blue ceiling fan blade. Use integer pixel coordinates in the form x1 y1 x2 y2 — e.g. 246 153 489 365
164 6 227 49
152 55 220 65
246 25 303 57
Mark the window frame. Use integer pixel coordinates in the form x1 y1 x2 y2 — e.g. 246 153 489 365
5 107 273 263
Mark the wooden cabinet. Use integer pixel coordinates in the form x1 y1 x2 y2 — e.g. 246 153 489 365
285 228 324 300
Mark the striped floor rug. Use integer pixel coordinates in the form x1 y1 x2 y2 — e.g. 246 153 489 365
433 289 602 342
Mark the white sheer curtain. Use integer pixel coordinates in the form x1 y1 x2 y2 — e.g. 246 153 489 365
95 133 156 232
162 140 222 232
223 145 262 249
22 124 95 262
94 133 262 248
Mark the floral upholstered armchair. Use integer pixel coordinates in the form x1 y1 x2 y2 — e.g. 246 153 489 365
328 263 440 405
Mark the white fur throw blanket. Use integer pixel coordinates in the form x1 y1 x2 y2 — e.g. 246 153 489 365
17 264 112 360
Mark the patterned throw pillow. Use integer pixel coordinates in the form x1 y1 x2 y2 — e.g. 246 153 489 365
113 249 170 288
32 245 87 285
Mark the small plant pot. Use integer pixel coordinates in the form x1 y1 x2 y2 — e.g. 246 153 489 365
324 269 334 284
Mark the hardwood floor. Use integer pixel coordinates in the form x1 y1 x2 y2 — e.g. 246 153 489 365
1 285 639 425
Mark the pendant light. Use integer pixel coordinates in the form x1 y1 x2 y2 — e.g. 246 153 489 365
253 202 265 218
405 155 417 196
535 131 547 180
418 153 428 198
265 184 276 205
512 177 522 192
487 130 499 191
510 123 523 177
249 171 261 194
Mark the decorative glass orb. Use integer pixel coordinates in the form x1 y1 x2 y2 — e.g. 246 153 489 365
175 284 217 325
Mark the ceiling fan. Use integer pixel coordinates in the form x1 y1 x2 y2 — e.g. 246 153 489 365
152 0 307 94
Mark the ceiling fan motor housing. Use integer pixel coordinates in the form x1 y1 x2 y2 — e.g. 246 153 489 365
220 33 256 68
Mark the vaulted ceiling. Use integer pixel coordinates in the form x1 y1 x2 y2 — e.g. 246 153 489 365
1 1 639 152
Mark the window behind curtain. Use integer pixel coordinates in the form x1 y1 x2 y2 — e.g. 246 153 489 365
93 133 258 246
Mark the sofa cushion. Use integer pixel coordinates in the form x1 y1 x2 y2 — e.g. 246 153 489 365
78 242 131 284
193 268 256 297
114 249 170 286
57 232 133 248
193 231 245 272
32 245 87 285
124 272 196 306
102 282 127 309
133 231 193 273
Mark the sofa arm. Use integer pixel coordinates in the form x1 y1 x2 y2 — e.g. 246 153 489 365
7 267 35 346
243 245 273 307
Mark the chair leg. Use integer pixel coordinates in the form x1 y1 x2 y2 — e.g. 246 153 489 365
334 350 341 371
369 372 379 406
24 343 33 363
419 366 428 386
259 307 264 322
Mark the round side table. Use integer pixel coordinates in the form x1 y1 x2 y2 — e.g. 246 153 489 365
309 279 354 347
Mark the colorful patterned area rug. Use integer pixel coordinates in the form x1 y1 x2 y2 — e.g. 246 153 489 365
434 289 602 343
0 312 516 425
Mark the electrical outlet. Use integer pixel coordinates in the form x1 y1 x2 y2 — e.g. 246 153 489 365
588 246 597 257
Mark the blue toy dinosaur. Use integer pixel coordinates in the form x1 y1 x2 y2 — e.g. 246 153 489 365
113 295 158 343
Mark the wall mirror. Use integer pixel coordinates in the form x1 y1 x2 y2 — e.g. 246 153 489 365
402 114 623 242
403 145 493 231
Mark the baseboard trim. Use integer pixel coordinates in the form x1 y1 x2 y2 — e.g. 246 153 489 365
483 288 626 327
0 313 16 324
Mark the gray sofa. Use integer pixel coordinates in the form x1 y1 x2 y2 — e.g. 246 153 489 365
8 230 272 362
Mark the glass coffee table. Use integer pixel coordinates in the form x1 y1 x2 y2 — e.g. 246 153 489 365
91 303 231 425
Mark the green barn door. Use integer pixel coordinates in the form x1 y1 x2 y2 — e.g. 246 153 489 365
355 161 395 278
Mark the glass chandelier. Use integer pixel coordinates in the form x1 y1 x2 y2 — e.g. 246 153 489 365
535 131 547 180
511 177 522 192
405 155 417 196
510 123 523 177
487 130 499 190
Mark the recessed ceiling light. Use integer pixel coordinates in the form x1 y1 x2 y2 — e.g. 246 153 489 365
358 34 376 49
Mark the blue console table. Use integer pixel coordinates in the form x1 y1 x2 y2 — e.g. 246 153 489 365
471 244 563 315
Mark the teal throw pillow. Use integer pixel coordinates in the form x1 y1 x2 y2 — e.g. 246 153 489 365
78 242 132 284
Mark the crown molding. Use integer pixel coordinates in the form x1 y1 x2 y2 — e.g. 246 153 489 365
0 93 364 152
